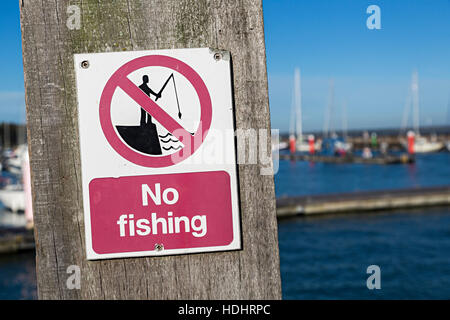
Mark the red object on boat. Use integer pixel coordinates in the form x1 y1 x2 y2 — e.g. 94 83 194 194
407 131 415 154
289 135 296 154
308 135 315 154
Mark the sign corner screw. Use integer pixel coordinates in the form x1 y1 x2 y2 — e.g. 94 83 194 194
81 60 90 69
213 52 222 61
154 243 164 252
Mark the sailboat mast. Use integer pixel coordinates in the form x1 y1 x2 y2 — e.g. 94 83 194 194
323 79 334 138
289 89 295 137
400 91 411 135
411 70 420 136
342 100 348 140
294 68 302 143
446 92 450 125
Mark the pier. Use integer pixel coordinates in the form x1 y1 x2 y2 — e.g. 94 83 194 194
276 186 450 218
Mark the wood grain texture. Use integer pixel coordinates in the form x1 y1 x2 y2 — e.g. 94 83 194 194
20 0 281 299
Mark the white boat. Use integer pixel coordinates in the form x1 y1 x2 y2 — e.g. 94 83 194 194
400 71 444 153
0 209 27 228
4 144 28 174
296 140 322 152
413 136 444 153
334 140 352 152
0 144 28 213
5 164 22 175
0 184 25 213
337 101 353 153
272 141 288 152
7 155 23 168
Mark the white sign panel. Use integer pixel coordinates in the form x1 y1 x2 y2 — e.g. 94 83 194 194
74 48 241 260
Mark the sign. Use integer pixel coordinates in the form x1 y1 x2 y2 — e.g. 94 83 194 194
74 48 241 260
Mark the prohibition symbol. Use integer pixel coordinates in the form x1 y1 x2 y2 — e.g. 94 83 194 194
99 55 212 168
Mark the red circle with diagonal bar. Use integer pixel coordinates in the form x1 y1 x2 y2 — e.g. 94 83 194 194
99 55 212 167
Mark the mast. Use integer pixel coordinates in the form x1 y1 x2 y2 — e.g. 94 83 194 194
411 70 420 136
19 100 26 145
3 122 9 149
446 92 450 125
400 90 411 136
294 68 302 143
342 100 348 140
289 89 295 137
323 78 334 138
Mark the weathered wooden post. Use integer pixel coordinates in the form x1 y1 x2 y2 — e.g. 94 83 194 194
20 0 281 299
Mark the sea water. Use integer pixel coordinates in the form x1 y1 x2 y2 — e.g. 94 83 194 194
275 152 450 197
279 207 450 299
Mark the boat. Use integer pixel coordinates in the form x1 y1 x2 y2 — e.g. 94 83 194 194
321 80 353 154
335 140 352 153
0 144 28 213
400 70 444 153
0 184 25 213
2 144 28 175
290 68 321 152
272 141 288 152
296 140 322 152
336 101 353 153
414 136 444 153
320 136 351 156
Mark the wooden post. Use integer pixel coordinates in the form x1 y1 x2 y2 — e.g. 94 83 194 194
20 0 281 299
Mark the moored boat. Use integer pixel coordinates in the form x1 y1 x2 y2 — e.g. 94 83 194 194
0 184 25 213
413 136 444 153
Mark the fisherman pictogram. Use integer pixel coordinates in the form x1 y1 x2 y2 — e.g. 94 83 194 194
138 75 160 126
116 73 183 155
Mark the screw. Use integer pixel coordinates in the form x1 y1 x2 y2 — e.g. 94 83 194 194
80 60 90 69
213 52 222 61
154 243 164 251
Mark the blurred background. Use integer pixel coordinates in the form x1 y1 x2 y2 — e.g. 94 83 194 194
1 0 450 299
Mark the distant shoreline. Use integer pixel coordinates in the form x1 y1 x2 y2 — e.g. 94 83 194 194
277 124 450 139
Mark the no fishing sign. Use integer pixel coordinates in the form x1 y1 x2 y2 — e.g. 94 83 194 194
74 48 241 260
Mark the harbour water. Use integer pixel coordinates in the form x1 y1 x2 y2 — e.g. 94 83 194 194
275 152 450 197
279 207 450 299
0 152 450 299
0 251 36 299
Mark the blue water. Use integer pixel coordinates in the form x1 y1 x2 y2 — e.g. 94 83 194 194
275 151 450 299
0 251 36 299
275 152 450 197
279 207 450 299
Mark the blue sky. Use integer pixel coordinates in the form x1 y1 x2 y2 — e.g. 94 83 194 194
0 1 25 123
1 1 450 132
264 0 450 132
